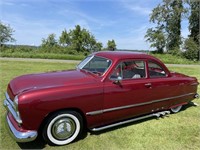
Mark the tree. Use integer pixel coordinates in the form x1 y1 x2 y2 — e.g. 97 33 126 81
41 25 109 53
81 28 94 51
70 25 83 52
59 29 71 47
0 21 15 46
146 0 185 53
41 33 58 48
95 42 103 51
166 0 183 51
69 25 102 52
145 26 166 53
188 0 199 45
107 39 116 50
183 37 199 60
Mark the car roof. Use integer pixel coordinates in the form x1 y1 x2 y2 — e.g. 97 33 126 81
94 51 171 77
94 51 157 61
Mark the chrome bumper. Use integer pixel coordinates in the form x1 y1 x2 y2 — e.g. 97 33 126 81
194 93 199 99
5 113 38 142
4 98 22 124
4 93 38 142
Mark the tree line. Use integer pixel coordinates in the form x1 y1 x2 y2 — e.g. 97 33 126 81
0 22 117 54
41 25 117 52
145 0 199 60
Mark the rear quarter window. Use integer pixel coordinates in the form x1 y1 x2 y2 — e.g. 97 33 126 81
148 61 167 78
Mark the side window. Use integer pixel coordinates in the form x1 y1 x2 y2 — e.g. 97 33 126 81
148 61 167 78
110 60 146 80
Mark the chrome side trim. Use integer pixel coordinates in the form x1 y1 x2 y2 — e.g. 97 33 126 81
86 93 195 116
190 83 199 86
5 114 38 142
4 93 22 124
90 110 170 131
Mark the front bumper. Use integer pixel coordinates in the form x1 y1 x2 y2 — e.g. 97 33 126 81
4 93 38 143
5 113 38 142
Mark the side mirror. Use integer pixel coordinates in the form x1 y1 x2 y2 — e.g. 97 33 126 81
113 76 122 84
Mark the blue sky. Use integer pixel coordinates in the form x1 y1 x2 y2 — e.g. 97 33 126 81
0 0 189 50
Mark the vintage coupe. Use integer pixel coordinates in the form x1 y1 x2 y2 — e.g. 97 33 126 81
4 51 199 145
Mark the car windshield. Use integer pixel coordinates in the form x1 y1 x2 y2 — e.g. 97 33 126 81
77 55 112 76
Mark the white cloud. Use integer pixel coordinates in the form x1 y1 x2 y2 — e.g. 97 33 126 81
1 13 65 45
97 24 152 50
120 0 152 16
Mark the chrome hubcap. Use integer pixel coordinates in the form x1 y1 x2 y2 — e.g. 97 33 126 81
52 118 76 140
171 105 182 113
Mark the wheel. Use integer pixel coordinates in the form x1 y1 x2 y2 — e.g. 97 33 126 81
43 111 83 146
170 105 182 113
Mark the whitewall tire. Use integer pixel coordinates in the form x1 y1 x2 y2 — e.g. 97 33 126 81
170 105 182 113
43 111 83 146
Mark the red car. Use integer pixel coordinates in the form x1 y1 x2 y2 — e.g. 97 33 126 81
4 51 199 145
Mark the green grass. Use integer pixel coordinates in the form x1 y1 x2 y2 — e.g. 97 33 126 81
151 53 200 64
1 51 200 64
0 60 200 149
0 52 85 60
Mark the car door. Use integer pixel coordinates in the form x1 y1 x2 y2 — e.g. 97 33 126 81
146 60 187 110
103 59 157 125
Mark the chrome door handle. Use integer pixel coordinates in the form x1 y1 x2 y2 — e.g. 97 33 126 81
145 83 152 88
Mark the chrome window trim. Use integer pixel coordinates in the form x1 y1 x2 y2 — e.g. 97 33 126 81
148 60 168 78
79 55 112 77
109 59 147 81
77 55 94 69
86 92 195 116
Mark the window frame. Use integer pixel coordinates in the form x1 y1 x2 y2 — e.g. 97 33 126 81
109 59 148 81
147 60 168 78
77 55 112 77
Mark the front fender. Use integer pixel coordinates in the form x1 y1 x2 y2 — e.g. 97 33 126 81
18 84 103 130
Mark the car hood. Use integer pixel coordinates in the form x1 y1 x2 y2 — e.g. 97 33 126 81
8 69 97 97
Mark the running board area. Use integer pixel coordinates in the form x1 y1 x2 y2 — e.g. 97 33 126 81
90 111 170 132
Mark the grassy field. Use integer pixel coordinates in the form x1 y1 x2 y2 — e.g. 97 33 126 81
0 52 85 60
0 60 200 150
1 51 200 65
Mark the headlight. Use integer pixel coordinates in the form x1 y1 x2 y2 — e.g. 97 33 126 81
13 95 19 111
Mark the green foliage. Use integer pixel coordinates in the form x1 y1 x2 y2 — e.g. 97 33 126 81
188 0 199 45
59 29 71 47
41 33 58 48
145 26 166 53
151 53 198 64
94 42 103 51
166 0 183 50
0 21 16 46
0 45 86 60
147 0 185 52
107 39 116 50
57 25 103 52
183 37 199 61
0 51 85 60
